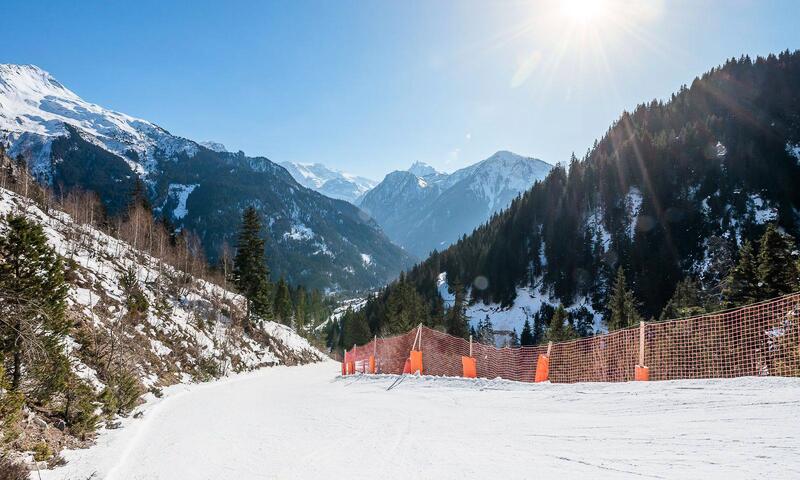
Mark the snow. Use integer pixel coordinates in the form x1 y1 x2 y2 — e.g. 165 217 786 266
360 253 372 266
466 285 553 335
40 363 800 480
167 183 199 220
586 208 611 251
786 142 800 165
750 194 778 224
283 223 314 241
625 187 643 238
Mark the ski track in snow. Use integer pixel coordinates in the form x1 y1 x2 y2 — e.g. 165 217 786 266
40 363 800 479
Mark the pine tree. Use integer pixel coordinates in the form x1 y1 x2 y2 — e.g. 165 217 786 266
605 267 642 331
546 305 576 342
723 240 759 306
274 277 293 327
477 315 495 346
444 281 469 339
233 207 272 325
520 319 534 346
294 287 307 332
509 328 520 347
756 224 797 298
0 214 69 394
659 278 707 320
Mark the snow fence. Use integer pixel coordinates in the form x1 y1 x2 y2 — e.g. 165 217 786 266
343 292 800 383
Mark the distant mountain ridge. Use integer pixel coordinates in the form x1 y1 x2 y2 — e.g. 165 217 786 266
0 63 414 292
357 151 552 257
279 161 377 203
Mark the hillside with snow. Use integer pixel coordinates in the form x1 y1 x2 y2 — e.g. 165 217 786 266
358 151 552 257
0 64 413 292
0 185 325 467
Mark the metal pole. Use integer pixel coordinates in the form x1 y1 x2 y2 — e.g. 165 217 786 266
469 334 473 358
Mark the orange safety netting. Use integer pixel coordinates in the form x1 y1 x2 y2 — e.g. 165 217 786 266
344 293 800 383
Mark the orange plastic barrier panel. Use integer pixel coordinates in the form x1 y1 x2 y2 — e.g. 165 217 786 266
349 361 356 375
461 356 477 378
409 350 423 374
369 356 376 374
635 365 649 381
534 354 550 383
402 358 411 374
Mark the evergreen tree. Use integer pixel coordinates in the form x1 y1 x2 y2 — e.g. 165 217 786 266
274 277 293 327
294 287 307 332
660 278 708 321
546 305 576 342
723 240 759 306
605 267 642 331
128 177 151 211
520 319 534 346
444 281 469 339
233 207 272 325
509 328 520 347
476 315 495 346
756 224 797 298
0 214 69 394
341 309 371 348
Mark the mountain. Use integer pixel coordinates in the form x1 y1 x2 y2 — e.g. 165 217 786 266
0 64 413 292
279 161 377 203
357 151 552 257
351 51 800 339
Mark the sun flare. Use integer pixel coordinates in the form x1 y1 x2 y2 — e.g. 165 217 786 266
560 0 609 24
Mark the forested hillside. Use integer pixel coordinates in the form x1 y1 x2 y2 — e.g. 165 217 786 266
332 51 800 350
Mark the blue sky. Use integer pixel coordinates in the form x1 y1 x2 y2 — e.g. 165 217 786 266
3 0 799 180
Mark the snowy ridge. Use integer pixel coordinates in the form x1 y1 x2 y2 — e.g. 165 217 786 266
0 64 198 178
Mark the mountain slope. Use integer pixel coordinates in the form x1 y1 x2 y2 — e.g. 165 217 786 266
0 64 413 292
0 182 325 462
357 51 800 336
358 151 552 256
279 161 377 203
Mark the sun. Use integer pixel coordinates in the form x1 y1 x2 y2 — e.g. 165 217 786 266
560 0 609 25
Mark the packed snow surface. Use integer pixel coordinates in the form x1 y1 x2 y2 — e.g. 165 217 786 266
42 363 800 479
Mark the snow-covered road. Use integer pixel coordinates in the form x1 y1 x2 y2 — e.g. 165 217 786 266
43 362 800 479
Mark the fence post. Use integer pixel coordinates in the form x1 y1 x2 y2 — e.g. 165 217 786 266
635 321 649 381
369 335 377 374
409 324 424 374
535 342 552 383
461 334 477 378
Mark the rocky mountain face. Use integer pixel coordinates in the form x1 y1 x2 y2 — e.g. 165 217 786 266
355 51 800 337
0 64 413 292
279 161 377 204
357 151 552 257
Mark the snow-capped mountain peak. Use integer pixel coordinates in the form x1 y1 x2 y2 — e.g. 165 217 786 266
408 161 440 177
279 160 377 203
0 63 197 179
360 150 552 256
